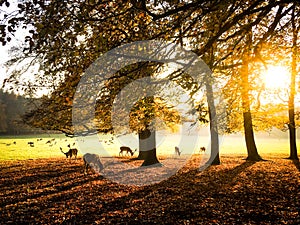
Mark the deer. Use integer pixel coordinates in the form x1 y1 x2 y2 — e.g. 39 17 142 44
175 146 181 156
200 147 206 152
119 146 137 157
60 147 78 159
28 141 34 147
83 153 104 175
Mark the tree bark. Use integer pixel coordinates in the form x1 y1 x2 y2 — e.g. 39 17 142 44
243 111 262 161
206 83 220 165
204 45 220 165
209 115 220 165
241 32 262 161
136 129 148 160
288 5 298 160
137 127 160 166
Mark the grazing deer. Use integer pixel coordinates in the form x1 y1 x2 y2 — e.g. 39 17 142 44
119 146 137 156
60 147 78 159
200 147 206 152
28 141 34 147
175 146 181 156
83 153 103 175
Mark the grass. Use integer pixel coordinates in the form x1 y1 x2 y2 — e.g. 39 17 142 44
0 134 79 160
0 133 295 161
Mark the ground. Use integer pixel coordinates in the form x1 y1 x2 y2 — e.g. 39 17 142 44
0 155 299 224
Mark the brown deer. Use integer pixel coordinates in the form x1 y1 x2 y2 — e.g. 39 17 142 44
60 147 78 159
119 146 137 156
175 146 181 156
28 141 34 147
83 153 103 175
200 147 206 152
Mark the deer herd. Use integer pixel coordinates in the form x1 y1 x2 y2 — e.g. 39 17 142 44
59 144 206 175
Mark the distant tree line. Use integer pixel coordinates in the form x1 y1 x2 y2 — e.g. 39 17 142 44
0 90 44 135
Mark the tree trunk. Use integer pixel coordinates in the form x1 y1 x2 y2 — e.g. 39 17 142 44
241 74 262 161
206 83 220 165
210 116 220 165
138 127 160 166
136 129 148 160
288 5 298 160
243 111 261 161
288 111 298 160
204 45 220 165
241 32 262 161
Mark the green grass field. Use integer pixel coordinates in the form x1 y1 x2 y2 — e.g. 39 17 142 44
0 132 296 161
0 134 79 160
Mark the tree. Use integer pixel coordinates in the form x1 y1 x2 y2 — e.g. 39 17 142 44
2 1 209 166
152 0 296 162
240 30 262 161
205 2 293 161
241 2 300 159
287 3 299 160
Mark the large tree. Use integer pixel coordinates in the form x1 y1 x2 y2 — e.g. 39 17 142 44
287 3 299 160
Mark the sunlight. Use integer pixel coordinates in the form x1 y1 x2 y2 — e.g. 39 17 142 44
262 65 290 90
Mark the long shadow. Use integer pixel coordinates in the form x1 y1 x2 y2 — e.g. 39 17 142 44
0 159 260 224
0 175 103 208
174 160 257 187
0 167 82 189
214 160 257 186
67 160 258 224
0 161 78 178
3 157 299 224
0 175 109 225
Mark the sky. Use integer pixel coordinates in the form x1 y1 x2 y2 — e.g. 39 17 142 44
0 0 25 88
0 45 10 88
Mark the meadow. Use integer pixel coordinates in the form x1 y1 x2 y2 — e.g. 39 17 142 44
0 134 78 160
0 131 294 161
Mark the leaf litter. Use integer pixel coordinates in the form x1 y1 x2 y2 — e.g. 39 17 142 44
0 155 299 224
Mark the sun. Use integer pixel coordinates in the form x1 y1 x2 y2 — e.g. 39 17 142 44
262 65 290 90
